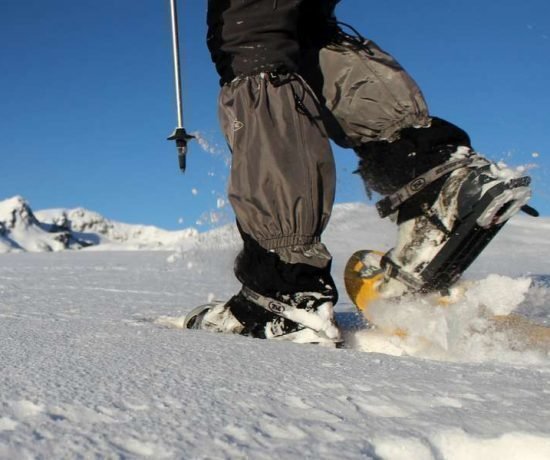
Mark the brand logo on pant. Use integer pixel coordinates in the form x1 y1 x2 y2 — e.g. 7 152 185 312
410 178 426 192
233 120 244 132
268 302 285 313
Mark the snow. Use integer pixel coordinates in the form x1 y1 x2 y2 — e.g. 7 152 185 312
1 201 549 459
0 196 198 253
0 196 68 253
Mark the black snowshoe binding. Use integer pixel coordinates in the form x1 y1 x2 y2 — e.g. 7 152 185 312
372 146 535 297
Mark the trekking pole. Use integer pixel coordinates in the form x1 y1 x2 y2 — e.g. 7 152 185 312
167 0 193 172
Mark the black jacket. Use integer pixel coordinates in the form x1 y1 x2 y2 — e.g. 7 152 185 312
207 0 339 84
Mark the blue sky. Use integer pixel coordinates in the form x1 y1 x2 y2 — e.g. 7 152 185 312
1 0 549 229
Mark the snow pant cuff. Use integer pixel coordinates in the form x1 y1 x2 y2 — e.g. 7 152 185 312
257 235 331 267
258 235 320 250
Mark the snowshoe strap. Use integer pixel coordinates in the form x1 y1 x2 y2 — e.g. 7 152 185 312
241 286 325 333
376 157 482 218
380 255 425 292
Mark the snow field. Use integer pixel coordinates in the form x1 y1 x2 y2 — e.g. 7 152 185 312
0 203 549 458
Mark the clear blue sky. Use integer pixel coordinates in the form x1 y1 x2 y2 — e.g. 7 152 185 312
1 0 549 229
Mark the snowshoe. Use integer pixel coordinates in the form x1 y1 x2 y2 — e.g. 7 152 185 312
344 249 550 351
343 249 464 314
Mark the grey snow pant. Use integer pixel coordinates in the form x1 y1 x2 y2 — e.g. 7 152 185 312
219 74 335 269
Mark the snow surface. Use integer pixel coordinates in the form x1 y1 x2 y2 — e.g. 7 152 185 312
1 202 550 459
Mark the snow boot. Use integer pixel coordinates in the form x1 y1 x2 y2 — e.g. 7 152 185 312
354 118 534 297
375 145 532 297
184 291 342 346
184 300 244 334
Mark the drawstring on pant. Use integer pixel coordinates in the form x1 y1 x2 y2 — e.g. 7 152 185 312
330 19 375 56
259 72 321 126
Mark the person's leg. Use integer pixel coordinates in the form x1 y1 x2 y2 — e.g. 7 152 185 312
219 72 340 341
188 0 340 343
299 7 532 294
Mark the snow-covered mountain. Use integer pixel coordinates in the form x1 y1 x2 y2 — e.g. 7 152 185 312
0 196 76 253
0 196 198 253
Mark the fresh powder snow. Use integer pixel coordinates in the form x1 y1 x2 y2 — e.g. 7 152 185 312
1 198 549 459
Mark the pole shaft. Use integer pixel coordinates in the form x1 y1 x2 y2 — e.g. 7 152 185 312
169 0 184 128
